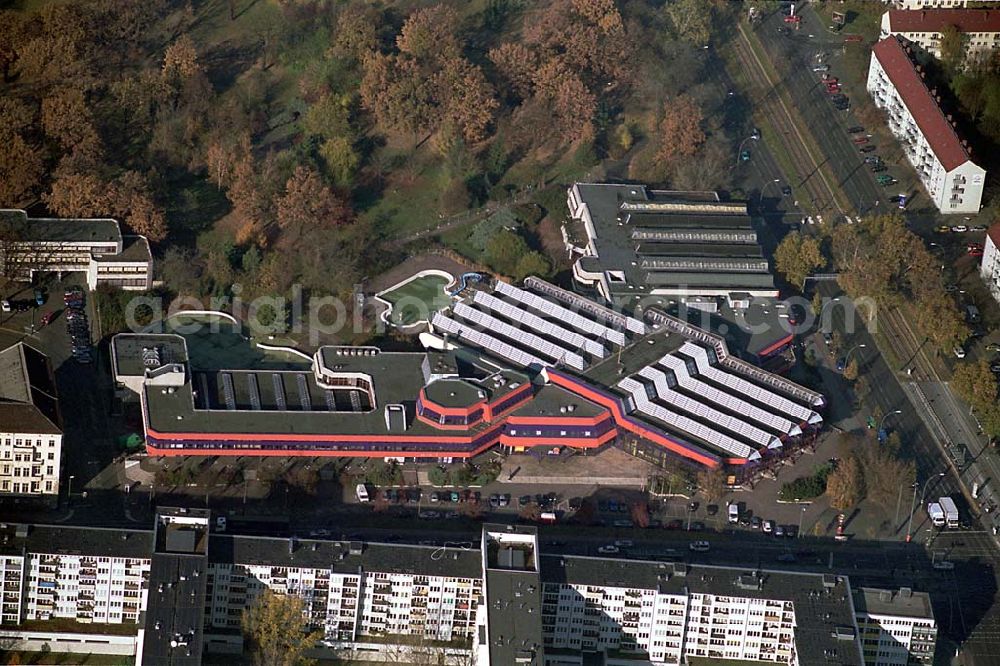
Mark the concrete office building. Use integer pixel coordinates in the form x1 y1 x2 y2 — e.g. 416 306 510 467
881 7 1000 60
854 587 938 665
0 209 152 291
979 224 1000 304
0 343 62 503
0 516 940 666
867 36 986 214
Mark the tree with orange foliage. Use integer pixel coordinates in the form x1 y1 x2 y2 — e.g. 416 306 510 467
44 171 112 218
531 60 597 143
488 42 537 100
653 95 705 170
435 58 499 143
276 166 351 245
0 134 44 208
395 4 460 62
41 88 102 158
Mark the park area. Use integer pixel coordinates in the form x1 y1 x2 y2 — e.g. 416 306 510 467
376 271 454 328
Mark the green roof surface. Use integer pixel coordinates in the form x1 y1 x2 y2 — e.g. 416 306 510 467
0 209 121 245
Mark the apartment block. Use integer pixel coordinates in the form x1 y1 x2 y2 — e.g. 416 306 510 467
867 37 985 214
0 343 62 503
0 517 943 666
0 209 152 291
982 225 1000 307
881 8 1000 60
892 0 1000 9
854 587 937 666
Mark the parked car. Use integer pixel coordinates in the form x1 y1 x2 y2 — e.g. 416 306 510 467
935 225 952 233
751 516 762 530
706 504 719 516
762 520 775 534
971 225 988 232
614 539 634 548
852 136 868 144
519 495 532 507
689 541 711 552
740 150 751 162
597 545 620 554
952 225 970 233
986 343 1000 352
569 497 583 510
871 165 886 173
665 519 683 530
781 186 792 196
499 494 510 507
774 525 786 537
847 126 864 133
860 145 876 153
689 521 705 532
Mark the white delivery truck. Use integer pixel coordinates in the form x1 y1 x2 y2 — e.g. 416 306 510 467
927 502 945 527
939 496 959 529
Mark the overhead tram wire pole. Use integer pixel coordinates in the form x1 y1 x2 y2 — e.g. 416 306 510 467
879 410 903 441
844 343 866 366
906 471 945 543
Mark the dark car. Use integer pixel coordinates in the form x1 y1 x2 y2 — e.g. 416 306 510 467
569 497 583 510
781 186 792 196
519 495 532 507
848 126 864 133
689 521 705 532
665 519 683 530
871 165 886 172
706 504 719 516
860 145 876 153
836 357 846 372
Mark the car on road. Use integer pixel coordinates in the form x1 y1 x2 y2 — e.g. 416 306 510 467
860 145 876 153
216 516 227 532
597 545 620 554
954 346 967 359
952 225 969 233
777 553 796 563
781 186 792 196
751 516 762 530
762 520 775 534
689 541 710 552
847 126 864 133
812 64 829 72
987 343 1000 352
614 539 634 548
774 525 786 537
309 528 330 537
419 511 440 519
932 560 955 571
499 494 510 507
935 225 951 233
740 150 751 162
864 156 880 164
751 127 761 139
990 362 1000 373
971 225 987 232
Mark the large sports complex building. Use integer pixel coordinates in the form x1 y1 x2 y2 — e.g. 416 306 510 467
116 272 824 472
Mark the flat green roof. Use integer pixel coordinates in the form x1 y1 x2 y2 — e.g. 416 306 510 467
0 209 122 245
113 334 189 378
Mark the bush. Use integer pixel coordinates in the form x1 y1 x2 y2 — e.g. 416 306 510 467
428 466 450 486
364 460 402 486
778 464 832 502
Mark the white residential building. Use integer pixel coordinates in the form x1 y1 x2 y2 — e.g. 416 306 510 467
979 224 1000 303
0 209 152 291
867 36 986 214
854 587 937 666
0 343 62 502
890 1 1000 11
880 8 1000 60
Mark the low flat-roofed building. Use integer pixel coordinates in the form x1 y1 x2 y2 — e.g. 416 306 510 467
892 0 1000 8
0 209 152 291
881 7 1000 60
0 343 62 503
853 586 937 665
867 37 985 214
565 183 779 303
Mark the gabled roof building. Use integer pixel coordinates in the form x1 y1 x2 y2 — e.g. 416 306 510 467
867 36 985 214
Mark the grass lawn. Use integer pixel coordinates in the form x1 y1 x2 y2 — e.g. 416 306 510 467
378 274 453 327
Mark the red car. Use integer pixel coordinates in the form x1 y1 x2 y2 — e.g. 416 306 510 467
969 250 984 257
844 35 863 43
852 136 868 144
39 312 54 326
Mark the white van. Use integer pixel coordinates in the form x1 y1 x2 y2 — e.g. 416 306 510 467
812 64 830 72
356 483 370 503
728 502 740 524
0 299 10 313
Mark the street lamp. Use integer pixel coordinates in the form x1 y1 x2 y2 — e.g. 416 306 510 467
906 472 945 543
879 410 903 439
759 178 781 208
844 343 866 365
797 506 807 538
67 475 75 506
734 135 759 168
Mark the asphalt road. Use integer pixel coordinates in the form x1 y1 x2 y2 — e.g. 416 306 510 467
753 4 901 217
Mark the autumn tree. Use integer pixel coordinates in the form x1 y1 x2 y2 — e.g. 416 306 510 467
653 95 705 171
665 0 714 46
952 359 999 413
531 60 597 144
396 4 461 62
162 35 202 82
44 171 112 218
858 446 915 507
275 166 351 246
41 88 102 159
0 135 44 208
826 456 863 510
697 467 726 502
488 42 537 100
241 590 322 666
774 231 824 290
842 357 859 381
360 53 435 137
329 4 381 61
